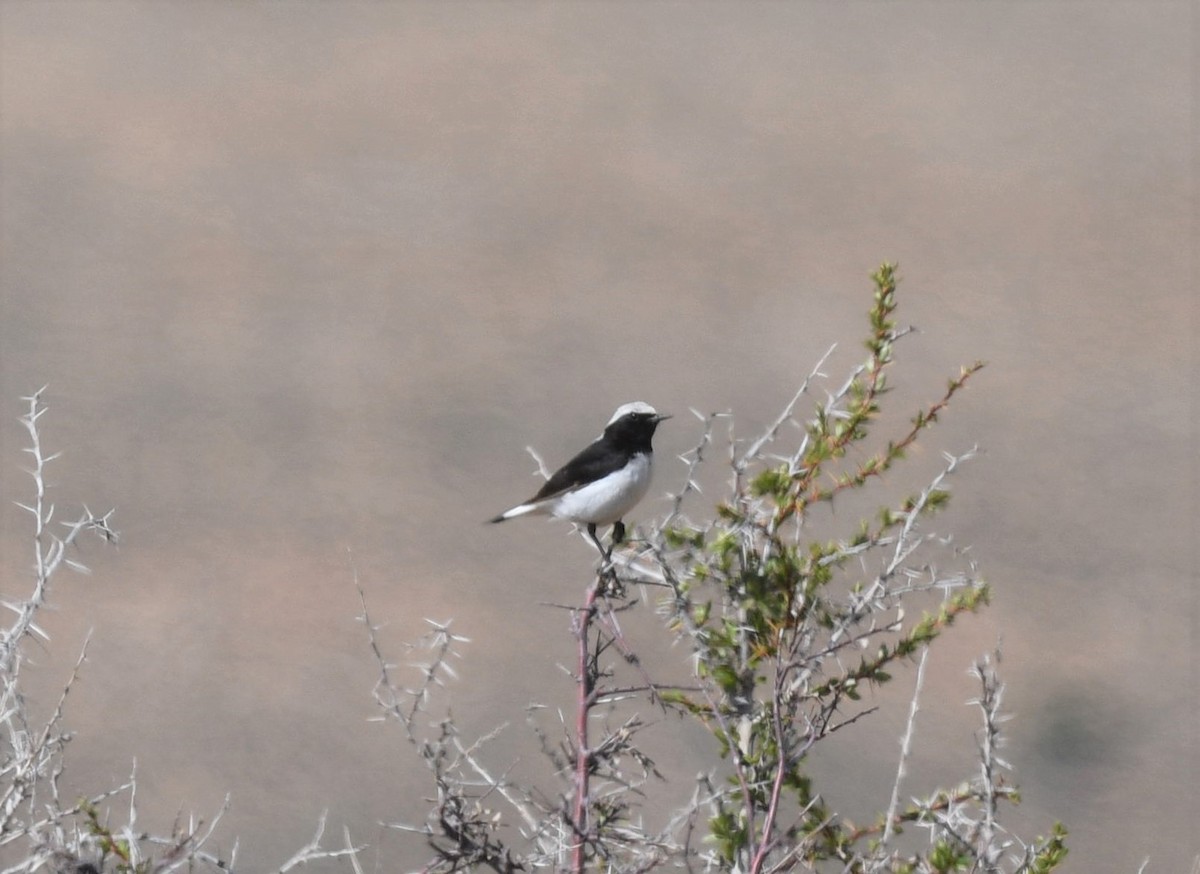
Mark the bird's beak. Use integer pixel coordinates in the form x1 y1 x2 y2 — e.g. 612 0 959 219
656 413 672 423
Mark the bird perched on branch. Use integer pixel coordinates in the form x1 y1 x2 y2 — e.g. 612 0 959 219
490 402 670 550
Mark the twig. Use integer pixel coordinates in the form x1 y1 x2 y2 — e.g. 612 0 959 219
569 575 602 873
884 645 930 846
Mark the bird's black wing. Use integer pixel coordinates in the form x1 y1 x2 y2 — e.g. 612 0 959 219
529 440 628 501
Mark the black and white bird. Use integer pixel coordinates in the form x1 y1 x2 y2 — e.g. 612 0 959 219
490 402 670 548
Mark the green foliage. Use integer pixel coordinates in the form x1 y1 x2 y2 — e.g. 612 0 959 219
649 265 1063 872
1028 823 1070 873
81 801 142 873
927 838 972 872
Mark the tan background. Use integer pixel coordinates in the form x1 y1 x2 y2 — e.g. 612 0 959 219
0 2 1194 871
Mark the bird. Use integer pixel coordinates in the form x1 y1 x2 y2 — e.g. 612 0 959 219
490 402 670 550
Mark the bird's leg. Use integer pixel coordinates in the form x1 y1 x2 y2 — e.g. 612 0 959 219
585 523 619 590
603 522 628 596
586 522 607 557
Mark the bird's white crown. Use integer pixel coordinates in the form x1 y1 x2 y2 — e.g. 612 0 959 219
607 401 658 426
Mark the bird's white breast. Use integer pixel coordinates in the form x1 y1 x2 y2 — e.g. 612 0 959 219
550 452 653 525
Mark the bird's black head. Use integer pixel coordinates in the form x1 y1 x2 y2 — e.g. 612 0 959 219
603 402 670 451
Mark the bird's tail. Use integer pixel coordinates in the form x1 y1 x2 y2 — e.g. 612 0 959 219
488 502 542 524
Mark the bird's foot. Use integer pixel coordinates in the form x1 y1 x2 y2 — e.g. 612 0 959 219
600 569 625 598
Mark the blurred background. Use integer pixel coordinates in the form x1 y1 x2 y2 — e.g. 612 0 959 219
0 2 1194 870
